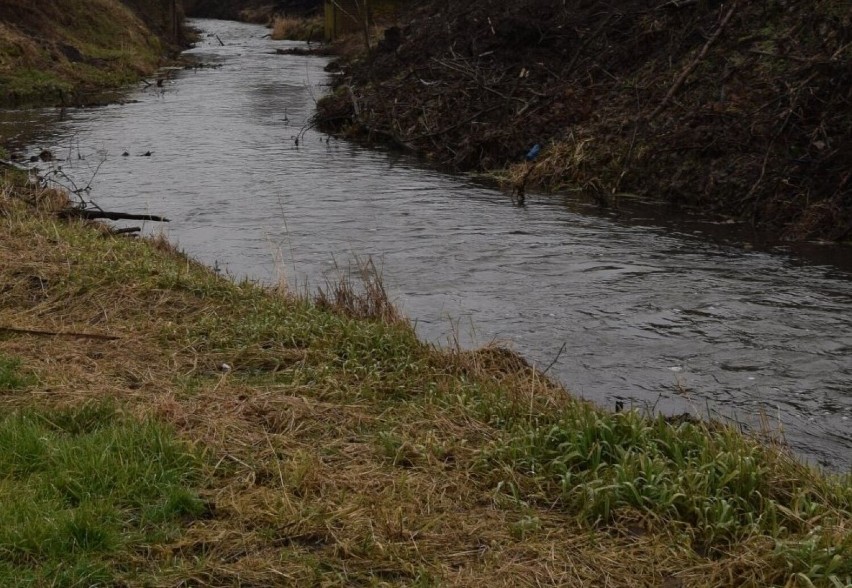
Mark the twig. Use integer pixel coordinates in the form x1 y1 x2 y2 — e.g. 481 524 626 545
507 11 618 124
0 326 120 340
748 49 821 63
347 85 361 118
412 104 502 140
42 152 108 206
79 158 106 194
740 72 817 206
542 342 567 375
656 0 699 9
564 12 616 79
431 58 526 104
613 86 643 195
649 2 738 120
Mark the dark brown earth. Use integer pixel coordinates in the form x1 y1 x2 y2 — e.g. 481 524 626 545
183 0 321 21
315 0 852 241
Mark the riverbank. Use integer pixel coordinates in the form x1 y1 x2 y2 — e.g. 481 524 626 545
315 0 851 242
0 0 185 107
1 172 850 585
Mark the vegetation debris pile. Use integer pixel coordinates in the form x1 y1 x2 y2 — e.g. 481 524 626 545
316 0 851 240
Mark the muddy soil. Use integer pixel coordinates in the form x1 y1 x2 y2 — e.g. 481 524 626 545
316 0 851 241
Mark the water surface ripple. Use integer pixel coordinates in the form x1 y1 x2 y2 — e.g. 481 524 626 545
10 19 851 470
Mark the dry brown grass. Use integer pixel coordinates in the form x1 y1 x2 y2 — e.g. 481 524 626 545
314 257 402 323
1 180 849 586
270 15 324 42
495 133 627 210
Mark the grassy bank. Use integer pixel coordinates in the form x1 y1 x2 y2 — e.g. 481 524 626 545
315 0 851 241
2 173 850 585
0 0 183 107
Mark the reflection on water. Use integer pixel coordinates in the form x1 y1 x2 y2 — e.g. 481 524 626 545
4 19 851 471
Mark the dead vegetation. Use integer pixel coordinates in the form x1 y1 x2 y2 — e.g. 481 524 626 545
1 178 850 585
271 14 325 41
316 0 852 241
315 257 402 323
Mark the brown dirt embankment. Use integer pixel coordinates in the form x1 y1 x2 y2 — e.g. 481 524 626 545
0 0 185 107
315 0 851 241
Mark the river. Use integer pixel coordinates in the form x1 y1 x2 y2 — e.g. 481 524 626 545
3 19 850 470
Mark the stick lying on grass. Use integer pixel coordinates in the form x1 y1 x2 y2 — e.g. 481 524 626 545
0 326 120 341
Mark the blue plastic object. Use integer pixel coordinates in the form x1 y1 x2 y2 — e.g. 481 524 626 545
525 143 541 161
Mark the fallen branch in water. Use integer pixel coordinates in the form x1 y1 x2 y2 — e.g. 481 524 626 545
0 159 31 172
59 208 170 222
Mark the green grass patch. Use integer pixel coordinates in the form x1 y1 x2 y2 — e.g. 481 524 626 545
479 404 852 578
0 355 33 391
0 403 203 586
0 68 73 101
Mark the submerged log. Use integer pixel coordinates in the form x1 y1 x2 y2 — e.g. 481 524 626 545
108 226 142 235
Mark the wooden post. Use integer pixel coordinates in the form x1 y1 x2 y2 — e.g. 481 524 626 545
325 0 335 41
360 0 371 53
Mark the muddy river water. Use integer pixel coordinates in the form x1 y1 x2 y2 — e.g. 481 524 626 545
4 19 850 470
